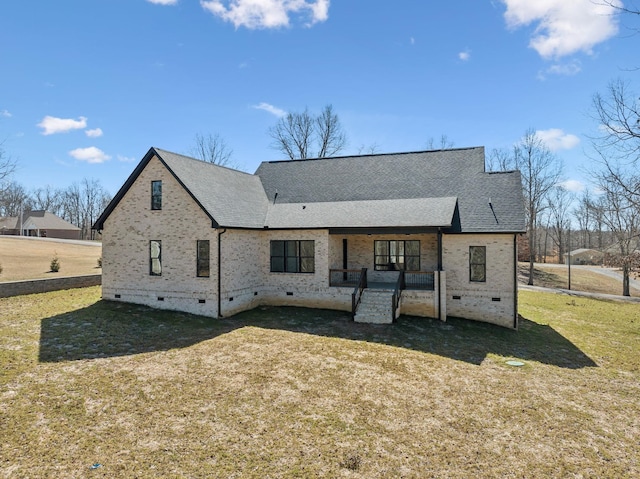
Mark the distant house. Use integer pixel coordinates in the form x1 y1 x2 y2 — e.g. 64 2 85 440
94 146 526 328
565 248 604 266
0 211 81 240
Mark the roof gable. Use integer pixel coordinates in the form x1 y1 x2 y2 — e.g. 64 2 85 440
94 147 270 230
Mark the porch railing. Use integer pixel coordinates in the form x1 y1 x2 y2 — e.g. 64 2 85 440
404 271 435 290
351 268 367 320
329 269 364 287
391 270 405 322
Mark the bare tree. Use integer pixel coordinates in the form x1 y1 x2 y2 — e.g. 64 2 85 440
190 133 235 167
356 142 381 155
31 185 64 216
573 190 594 249
0 141 18 195
0 181 31 216
511 129 563 284
268 104 347 159
596 172 639 296
316 104 347 158
546 186 574 263
425 134 454 150
596 1 640 16
486 147 515 172
591 79 640 208
58 179 111 239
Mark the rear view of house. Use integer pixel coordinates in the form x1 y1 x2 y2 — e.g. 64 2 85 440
94 146 525 328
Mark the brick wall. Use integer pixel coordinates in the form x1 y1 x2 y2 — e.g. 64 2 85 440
102 155 219 317
443 233 517 328
0 274 101 298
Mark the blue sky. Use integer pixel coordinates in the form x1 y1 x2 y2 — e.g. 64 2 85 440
0 0 637 196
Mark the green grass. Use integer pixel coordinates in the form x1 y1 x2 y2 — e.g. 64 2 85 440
1 287 639 478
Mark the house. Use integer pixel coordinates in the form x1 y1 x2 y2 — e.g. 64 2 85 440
0 210 81 239
565 248 604 266
94 146 526 328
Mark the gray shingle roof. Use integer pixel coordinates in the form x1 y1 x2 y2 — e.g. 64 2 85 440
256 147 525 233
21 211 81 231
154 149 269 229
95 146 526 234
265 197 457 229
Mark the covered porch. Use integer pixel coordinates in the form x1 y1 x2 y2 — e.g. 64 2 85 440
326 228 447 323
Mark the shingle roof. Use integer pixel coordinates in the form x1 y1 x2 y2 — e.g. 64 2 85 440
154 149 269 229
256 147 525 233
22 211 81 231
265 197 457 229
95 146 526 233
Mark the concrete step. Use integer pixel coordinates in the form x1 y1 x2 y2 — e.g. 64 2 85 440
354 289 397 324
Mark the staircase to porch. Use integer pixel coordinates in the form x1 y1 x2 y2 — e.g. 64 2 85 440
354 287 395 324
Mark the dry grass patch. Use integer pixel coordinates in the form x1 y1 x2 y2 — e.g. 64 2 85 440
520 262 640 297
0 237 101 282
1 288 639 477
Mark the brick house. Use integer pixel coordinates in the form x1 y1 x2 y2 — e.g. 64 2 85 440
0 210 81 239
94 146 525 328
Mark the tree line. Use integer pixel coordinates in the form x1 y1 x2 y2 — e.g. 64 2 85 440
0 177 112 240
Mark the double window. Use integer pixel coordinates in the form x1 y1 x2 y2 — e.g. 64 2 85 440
374 240 420 271
469 246 486 282
270 240 315 273
150 240 162 276
151 180 162 210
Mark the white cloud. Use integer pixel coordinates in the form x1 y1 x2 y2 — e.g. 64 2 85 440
410 37 415 45
253 102 287 117
536 128 580 151
38 116 87 135
85 128 103 138
559 179 585 192
458 49 471 61
1 109 11 118
501 0 621 59
200 0 330 29
117 154 137 163
69 147 111 164
147 0 178 5
538 59 582 80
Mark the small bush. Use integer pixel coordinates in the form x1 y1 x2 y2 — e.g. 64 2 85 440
97 257 102 268
50 254 61 273
0 262 3 275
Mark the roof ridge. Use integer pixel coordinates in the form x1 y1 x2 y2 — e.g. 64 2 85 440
152 147 255 177
262 146 484 164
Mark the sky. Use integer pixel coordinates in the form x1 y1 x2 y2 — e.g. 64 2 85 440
0 0 638 197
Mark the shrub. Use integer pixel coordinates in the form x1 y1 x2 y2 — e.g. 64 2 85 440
50 254 61 273
0 262 3 275
97 257 102 268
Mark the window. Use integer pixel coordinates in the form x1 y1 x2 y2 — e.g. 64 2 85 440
150 240 162 276
197 240 210 277
469 246 486 282
151 180 162 210
374 240 420 271
270 240 314 273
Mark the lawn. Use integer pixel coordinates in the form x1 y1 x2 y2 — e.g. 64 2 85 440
520 262 640 297
1 287 639 478
0 237 102 282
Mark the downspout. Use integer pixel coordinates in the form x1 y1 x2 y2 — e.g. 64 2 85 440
513 234 518 329
437 228 443 321
217 228 227 318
